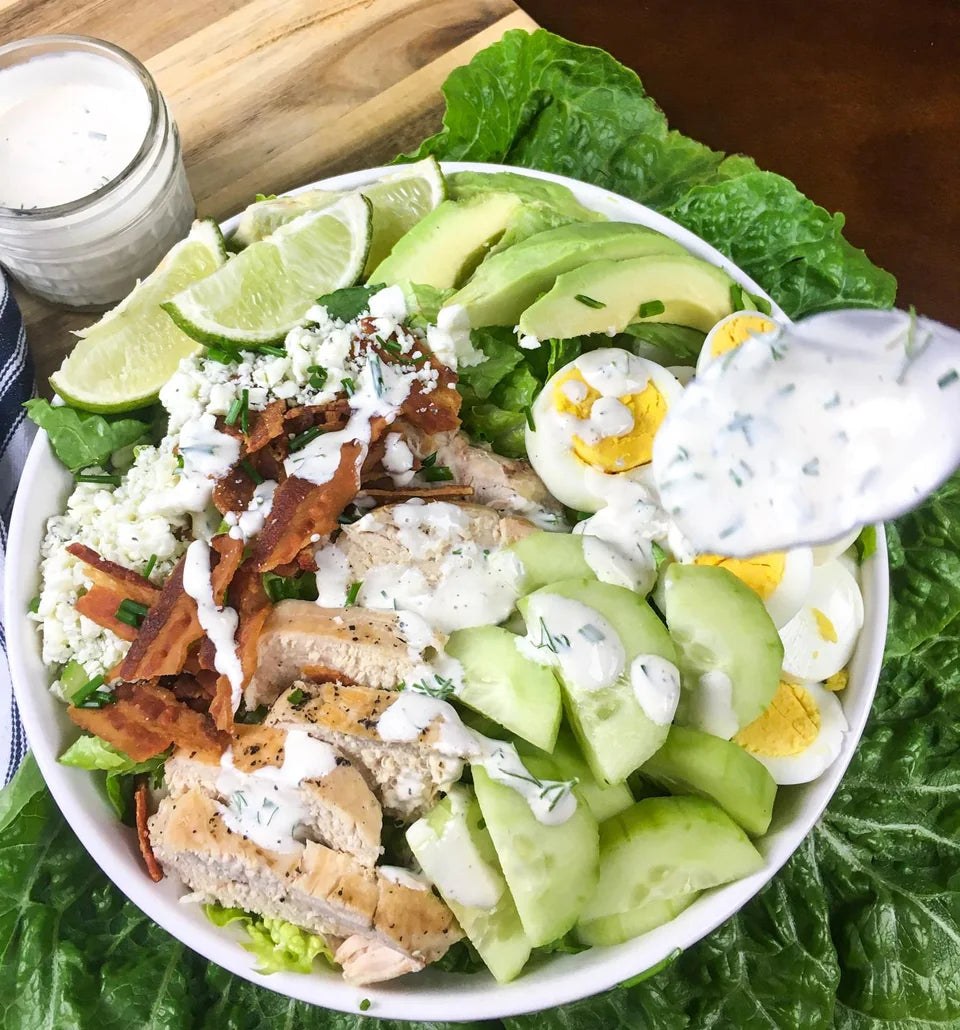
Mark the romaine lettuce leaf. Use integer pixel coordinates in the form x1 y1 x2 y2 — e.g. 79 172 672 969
59 736 167 822
24 399 154 473
205 905 333 975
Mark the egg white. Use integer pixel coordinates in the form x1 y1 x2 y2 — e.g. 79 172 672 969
779 559 864 682
744 681 848 785
695 310 779 376
811 527 861 566
525 349 684 512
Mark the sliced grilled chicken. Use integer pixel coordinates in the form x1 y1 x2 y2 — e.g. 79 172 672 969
149 787 460 983
164 723 382 867
244 602 420 709
265 682 462 821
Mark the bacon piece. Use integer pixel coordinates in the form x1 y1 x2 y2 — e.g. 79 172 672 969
213 463 254 516
135 777 163 882
360 485 474 502
119 537 244 682
255 441 365 571
401 360 461 434
230 558 273 691
75 585 140 642
245 399 287 452
209 675 236 735
67 543 160 607
68 681 227 762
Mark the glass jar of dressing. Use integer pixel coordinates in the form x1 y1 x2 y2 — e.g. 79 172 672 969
0 35 195 309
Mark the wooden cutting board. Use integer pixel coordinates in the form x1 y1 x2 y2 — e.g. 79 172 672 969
0 0 538 385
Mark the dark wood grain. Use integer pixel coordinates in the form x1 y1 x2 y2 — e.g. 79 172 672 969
520 0 960 326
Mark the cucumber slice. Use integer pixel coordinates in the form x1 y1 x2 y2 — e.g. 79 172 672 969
508 531 594 594
664 564 783 735
446 625 562 752
642 725 777 835
406 789 531 982
521 725 634 822
473 759 599 946
576 796 764 947
519 578 677 784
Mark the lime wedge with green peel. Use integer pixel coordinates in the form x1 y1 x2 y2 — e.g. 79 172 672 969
163 193 372 347
229 188 341 250
50 219 227 412
360 156 446 275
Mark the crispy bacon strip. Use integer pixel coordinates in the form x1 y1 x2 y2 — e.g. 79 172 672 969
135 777 163 882
68 681 227 762
245 399 287 452
361 485 474 502
228 558 273 710
255 440 365 571
67 543 160 607
208 675 236 735
75 585 139 642
213 463 254 516
119 536 244 682
401 362 461 434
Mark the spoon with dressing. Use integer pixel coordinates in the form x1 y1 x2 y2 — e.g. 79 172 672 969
652 308 960 557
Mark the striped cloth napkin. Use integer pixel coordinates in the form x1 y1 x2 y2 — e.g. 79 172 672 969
0 272 36 785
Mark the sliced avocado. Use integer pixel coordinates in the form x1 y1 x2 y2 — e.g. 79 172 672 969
518 254 747 339
448 170 605 223
448 222 687 329
367 192 523 289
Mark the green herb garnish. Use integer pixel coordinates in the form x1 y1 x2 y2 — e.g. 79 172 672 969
638 299 665 318
307 364 328 390
224 394 243 427
75 472 121 486
346 581 363 605
420 451 438 468
423 464 454 483
28 596 40 614
288 426 324 453
240 458 263 485
239 388 250 434
71 674 106 706
114 598 149 629
287 688 307 708
341 377 355 397
142 554 157 579
574 294 606 309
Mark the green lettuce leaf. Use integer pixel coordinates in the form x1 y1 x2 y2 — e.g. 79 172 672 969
204 905 333 975
315 285 382 322
59 736 166 821
458 327 523 400
24 399 154 473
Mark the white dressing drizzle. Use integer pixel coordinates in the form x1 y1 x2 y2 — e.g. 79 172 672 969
434 788 504 909
681 669 739 740
215 729 339 852
379 865 432 892
629 654 681 725
226 479 277 541
516 593 625 691
181 539 244 711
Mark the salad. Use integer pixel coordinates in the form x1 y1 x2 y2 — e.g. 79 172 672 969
27 158 869 987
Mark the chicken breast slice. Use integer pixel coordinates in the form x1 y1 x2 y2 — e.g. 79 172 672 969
149 787 460 982
244 601 422 709
401 428 563 524
266 682 462 821
164 723 382 867
334 936 423 986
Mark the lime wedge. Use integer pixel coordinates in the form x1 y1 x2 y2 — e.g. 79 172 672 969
361 156 446 275
230 188 340 249
163 193 372 347
50 219 227 413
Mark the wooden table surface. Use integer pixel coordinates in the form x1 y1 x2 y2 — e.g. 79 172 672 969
5 0 958 384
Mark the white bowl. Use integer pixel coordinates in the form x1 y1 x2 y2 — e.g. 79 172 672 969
5 162 889 1022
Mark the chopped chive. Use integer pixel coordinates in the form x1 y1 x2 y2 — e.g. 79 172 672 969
72 674 106 706
288 426 324 452
359 999 371 1012
239 389 249 434
382 338 402 354
423 465 454 483
76 471 121 486
337 504 364 525
79 690 116 709
346 581 363 605
638 299 665 318
937 369 958 389
524 404 536 431
235 703 268 724
574 294 606 309
729 283 745 310
578 623 605 643
341 377 355 397
651 541 667 568
307 364 328 390
176 453 185 469
143 554 157 579
257 344 286 357
28 596 40 614
224 395 243 427
370 354 385 397
205 348 235 364
240 458 263 485
420 451 437 468
287 687 307 707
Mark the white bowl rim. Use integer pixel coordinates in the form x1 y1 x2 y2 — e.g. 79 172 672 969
5 160 890 1023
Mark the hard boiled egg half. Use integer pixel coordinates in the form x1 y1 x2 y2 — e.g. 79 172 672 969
526 349 684 512
695 310 779 376
734 679 847 784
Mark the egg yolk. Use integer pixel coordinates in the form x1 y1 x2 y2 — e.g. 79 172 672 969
812 607 838 642
734 681 821 757
710 313 777 358
824 669 848 691
693 552 785 599
552 368 667 472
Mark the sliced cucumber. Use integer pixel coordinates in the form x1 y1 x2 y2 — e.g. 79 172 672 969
576 796 764 947
406 789 531 982
508 531 594 595
642 725 777 836
446 625 562 752
664 564 783 735
519 578 676 784
473 758 599 947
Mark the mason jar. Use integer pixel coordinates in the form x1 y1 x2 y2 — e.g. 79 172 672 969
0 35 195 310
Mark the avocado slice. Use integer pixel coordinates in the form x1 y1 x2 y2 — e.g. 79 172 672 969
518 253 752 339
368 192 523 289
448 170 605 221
448 221 687 329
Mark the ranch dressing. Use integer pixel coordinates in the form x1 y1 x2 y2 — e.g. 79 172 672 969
653 309 960 556
181 540 244 711
216 729 339 852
